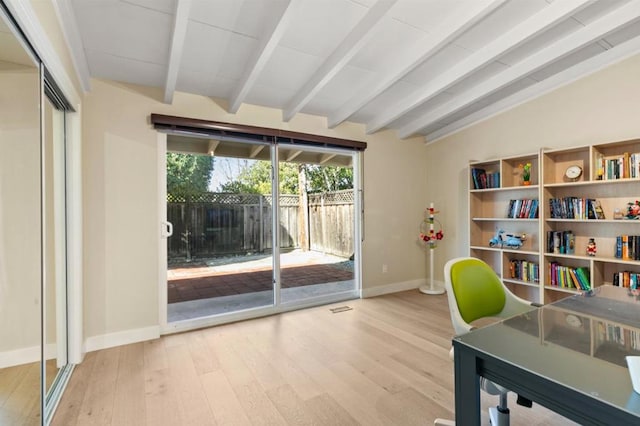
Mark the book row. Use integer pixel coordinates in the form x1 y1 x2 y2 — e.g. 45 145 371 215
548 263 591 290
471 168 500 189
595 152 640 180
597 322 640 350
548 197 605 220
506 199 539 219
614 235 640 260
508 259 539 282
546 230 575 254
612 271 640 289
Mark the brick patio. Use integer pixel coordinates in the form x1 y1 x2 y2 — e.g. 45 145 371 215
168 263 353 304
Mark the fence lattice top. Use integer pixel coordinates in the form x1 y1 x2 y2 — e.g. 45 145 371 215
309 189 354 205
167 192 300 205
168 190 354 206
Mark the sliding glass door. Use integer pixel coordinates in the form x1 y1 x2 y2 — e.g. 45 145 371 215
278 145 357 305
161 134 360 330
164 137 275 323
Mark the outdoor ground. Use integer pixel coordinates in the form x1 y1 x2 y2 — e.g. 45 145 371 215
167 249 354 304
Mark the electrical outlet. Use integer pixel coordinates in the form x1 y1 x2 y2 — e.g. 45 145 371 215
382 264 388 273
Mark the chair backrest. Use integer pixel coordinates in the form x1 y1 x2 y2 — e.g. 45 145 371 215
448 258 506 323
444 257 534 336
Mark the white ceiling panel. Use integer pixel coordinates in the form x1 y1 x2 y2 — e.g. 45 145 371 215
58 0 640 143
453 0 550 52
309 65 376 112
255 46 323 92
350 78 419 123
126 0 176 14
348 12 427 72
390 0 468 32
400 42 472 86
179 20 257 82
72 0 172 65
84 50 166 87
244 82 296 109
188 0 284 38
179 20 236 73
278 0 368 57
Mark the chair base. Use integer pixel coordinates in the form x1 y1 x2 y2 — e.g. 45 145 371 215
489 405 509 426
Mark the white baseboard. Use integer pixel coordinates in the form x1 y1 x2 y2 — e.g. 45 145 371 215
362 278 427 298
0 345 39 369
0 343 57 368
84 326 160 353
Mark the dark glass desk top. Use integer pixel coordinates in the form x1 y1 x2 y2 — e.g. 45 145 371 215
455 285 640 416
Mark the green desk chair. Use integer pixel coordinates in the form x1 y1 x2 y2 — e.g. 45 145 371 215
435 257 538 426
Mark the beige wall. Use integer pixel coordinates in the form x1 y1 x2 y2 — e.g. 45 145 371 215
426 53 640 282
82 79 430 341
0 71 42 356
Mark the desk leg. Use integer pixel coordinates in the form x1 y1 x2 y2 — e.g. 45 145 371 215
454 345 480 425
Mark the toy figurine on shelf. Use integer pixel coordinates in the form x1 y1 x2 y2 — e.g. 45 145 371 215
626 200 640 219
587 238 597 256
489 228 526 249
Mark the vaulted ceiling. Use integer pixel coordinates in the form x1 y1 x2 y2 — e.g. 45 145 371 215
56 0 640 143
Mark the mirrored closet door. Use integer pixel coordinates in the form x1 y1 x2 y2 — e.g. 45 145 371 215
43 96 70 422
0 9 44 424
1 5 72 424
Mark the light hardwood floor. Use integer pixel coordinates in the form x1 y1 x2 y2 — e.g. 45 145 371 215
0 362 40 425
52 291 576 425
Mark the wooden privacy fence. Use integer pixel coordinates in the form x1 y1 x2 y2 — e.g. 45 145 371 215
167 190 354 259
308 190 354 258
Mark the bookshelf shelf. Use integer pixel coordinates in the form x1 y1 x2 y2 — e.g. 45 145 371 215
544 178 640 188
544 253 593 261
469 138 640 305
472 217 538 222
545 218 640 224
470 185 540 193
543 285 580 293
503 279 539 288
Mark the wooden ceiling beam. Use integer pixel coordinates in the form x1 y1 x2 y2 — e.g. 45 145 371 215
282 0 398 122
366 0 592 134
228 0 298 113
327 0 506 129
425 34 640 144
208 139 220 156
285 150 303 162
319 153 336 164
249 145 265 158
164 0 191 104
400 0 640 139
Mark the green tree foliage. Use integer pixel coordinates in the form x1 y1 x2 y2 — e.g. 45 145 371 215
305 165 353 193
219 159 353 194
219 161 300 194
166 153 214 198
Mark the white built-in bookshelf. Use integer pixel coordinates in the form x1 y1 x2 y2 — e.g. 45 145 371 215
469 138 640 305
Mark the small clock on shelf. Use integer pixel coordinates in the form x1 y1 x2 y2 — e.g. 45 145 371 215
564 165 583 181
